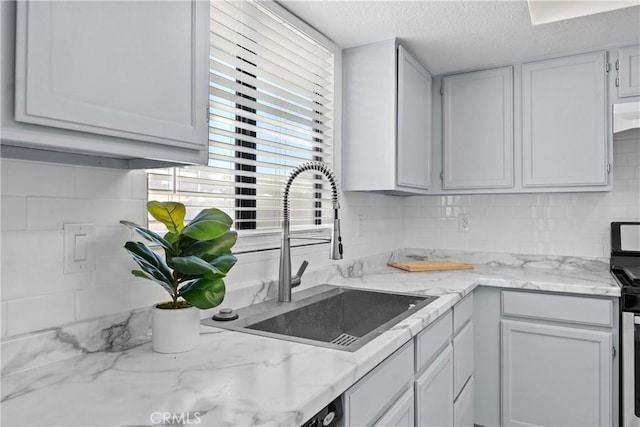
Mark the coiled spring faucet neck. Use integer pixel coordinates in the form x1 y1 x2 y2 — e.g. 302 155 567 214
279 162 343 302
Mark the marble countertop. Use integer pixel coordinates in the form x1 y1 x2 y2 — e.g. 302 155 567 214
1 257 620 427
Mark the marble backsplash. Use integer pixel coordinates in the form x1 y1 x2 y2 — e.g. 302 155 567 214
0 248 611 376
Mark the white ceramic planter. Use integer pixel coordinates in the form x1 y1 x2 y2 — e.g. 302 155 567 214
152 304 200 353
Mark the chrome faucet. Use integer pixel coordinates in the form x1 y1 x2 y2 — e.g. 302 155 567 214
278 162 343 302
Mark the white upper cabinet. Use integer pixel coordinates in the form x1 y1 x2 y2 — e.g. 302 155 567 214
522 52 609 188
442 67 513 190
616 45 640 98
1 0 209 168
342 39 432 195
397 46 432 190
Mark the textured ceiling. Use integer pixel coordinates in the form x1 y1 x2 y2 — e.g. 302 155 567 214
279 0 640 75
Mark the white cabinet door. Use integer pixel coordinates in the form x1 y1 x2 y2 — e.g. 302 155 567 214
453 320 473 399
454 377 474 427
415 344 454 427
522 52 608 187
342 39 432 195
397 45 432 190
618 45 640 98
442 67 513 189
14 0 208 152
373 389 414 427
502 320 613 427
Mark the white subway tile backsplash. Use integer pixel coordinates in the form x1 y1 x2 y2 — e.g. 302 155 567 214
26 197 93 230
406 140 639 258
1 159 77 198
1 301 7 338
76 167 134 199
1 229 63 266
1 196 27 231
75 285 130 321
130 170 148 200
6 293 76 336
129 282 173 310
2 140 638 339
1 262 92 300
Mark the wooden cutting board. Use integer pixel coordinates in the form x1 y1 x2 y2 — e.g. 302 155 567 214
387 260 473 272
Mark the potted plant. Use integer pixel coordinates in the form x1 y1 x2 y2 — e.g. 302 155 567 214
121 201 237 353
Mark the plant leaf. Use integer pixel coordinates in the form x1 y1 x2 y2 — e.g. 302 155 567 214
182 231 238 257
123 241 174 296
120 220 174 253
172 256 222 278
147 201 185 233
179 277 226 309
130 269 174 295
164 231 180 245
208 254 237 275
182 209 232 241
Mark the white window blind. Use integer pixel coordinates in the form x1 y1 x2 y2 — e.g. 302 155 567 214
148 0 335 245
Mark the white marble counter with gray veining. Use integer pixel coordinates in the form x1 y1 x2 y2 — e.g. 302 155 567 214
0 250 620 427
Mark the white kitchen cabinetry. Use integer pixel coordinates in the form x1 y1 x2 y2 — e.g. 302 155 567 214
442 67 513 190
372 389 414 427
522 52 609 188
474 287 619 427
414 293 474 427
454 377 474 427
343 341 414 426
342 39 432 195
500 290 614 427
415 344 454 427
502 320 612 427
343 293 474 426
616 45 640 98
1 0 208 168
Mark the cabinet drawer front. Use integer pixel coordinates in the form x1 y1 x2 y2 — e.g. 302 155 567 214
416 310 453 372
344 341 414 427
502 291 613 327
453 293 473 333
453 321 474 399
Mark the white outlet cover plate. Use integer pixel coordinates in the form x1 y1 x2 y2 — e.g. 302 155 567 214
63 223 96 274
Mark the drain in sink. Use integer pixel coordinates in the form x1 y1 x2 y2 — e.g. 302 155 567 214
330 333 359 346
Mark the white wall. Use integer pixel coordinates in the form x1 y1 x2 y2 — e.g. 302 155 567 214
0 158 405 339
404 139 640 258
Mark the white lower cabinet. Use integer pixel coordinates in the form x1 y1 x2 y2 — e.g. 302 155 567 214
415 345 455 427
502 320 613 427
453 321 474 399
454 377 474 427
474 288 619 427
373 389 415 427
343 341 414 426
343 294 474 427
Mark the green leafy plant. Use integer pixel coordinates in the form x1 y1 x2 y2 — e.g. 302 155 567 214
121 201 237 310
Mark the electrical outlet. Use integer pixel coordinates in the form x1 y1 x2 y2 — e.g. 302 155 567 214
458 214 470 232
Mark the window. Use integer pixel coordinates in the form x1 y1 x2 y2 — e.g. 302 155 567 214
148 0 336 250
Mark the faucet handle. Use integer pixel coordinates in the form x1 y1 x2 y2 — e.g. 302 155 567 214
291 260 309 288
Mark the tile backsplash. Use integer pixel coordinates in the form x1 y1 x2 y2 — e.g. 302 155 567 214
0 158 405 339
404 139 640 258
1 138 638 339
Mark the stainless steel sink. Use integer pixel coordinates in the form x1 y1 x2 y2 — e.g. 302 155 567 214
202 284 438 351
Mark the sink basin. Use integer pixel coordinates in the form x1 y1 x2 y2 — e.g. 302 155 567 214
202 284 438 351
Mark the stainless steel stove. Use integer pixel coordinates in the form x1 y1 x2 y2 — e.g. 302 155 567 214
610 222 640 427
